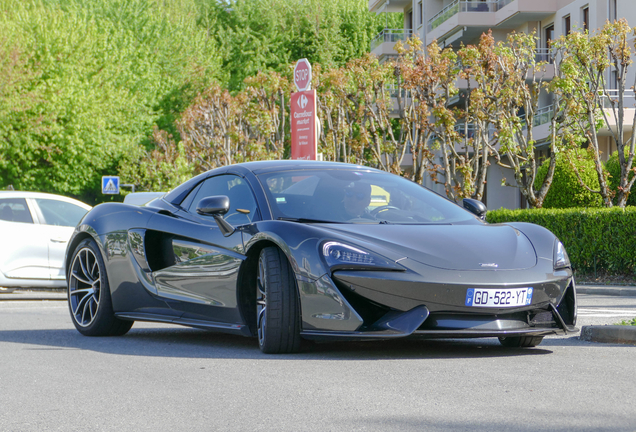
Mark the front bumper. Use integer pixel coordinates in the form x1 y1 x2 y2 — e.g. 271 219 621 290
297 268 577 341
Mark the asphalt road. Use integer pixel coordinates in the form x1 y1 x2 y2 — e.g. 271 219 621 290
0 294 634 432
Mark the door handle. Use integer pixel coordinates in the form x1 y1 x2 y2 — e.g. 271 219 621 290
50 238 68 243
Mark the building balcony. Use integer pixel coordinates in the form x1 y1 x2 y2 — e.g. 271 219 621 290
428 0 512 33
369 0 412 13
370 29 414 62
427 0 560 47
598 90 636 135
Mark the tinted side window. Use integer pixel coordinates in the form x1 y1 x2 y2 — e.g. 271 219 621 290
0 198 34 224
35 199 88 227
188 175 258 225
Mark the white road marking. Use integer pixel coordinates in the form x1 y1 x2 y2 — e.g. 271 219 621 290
578 308 636 318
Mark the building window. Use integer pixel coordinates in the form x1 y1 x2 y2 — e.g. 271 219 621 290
545 24 554 48
564 15 570 35
407 9 413 31
417 2 422 26
582 6 589 32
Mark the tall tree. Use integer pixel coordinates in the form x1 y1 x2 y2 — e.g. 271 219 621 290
551 22 631 207
0 0 222 203
595 19 636 207
213 0 402 90
482 31 566 209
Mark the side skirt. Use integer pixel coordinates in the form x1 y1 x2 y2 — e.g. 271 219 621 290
114 312 251 336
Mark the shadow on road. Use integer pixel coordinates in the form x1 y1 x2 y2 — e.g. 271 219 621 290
0 325 561 360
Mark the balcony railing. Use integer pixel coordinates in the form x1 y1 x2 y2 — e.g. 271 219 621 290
370 29 414 52
535 48 554 63
600 89 636 108
427 0 516 33
519 105 554 129
454 122 496 139
534 105 554 126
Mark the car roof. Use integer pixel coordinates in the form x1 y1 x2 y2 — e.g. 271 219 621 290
162 160 381 205
235 160 377 174
0 191 92 210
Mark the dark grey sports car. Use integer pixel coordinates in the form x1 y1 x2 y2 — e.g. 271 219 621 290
65 161 577 353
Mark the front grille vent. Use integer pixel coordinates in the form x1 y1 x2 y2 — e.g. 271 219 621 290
529 311 555 326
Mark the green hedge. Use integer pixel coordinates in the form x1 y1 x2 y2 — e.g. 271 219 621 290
487 207 636 275
535 150 603 209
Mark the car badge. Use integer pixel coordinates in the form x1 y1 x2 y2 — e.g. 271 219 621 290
479 263 498 268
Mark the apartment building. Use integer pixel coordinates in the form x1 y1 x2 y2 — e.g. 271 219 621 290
369 0 634 209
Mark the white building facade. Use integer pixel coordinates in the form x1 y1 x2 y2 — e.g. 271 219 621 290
369 0 634 209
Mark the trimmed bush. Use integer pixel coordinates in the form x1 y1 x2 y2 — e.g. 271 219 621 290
535 149 603 209
487 207 636 275
606 149 636 207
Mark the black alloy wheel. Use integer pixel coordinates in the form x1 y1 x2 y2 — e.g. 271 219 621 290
256 247 301 354
68 238 133 336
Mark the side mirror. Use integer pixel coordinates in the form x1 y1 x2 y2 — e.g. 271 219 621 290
196 196 230 216
462 198 487 221
196 196 234 236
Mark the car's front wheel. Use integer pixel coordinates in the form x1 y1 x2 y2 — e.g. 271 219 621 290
256 246 301 354
67 238 133 336
498 336 544 348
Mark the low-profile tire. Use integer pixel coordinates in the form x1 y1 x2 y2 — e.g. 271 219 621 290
67 238 133 336
498 336 544 348
256 246 301 354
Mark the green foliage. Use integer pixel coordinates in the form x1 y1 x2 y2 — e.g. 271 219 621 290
486 207 636 274
0 0 221 204
214 0 401 90
119 127 194 193
606 149 636 206
535 149 603 208
617 317 636 326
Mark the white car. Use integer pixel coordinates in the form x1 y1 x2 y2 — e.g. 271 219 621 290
0 191 91 288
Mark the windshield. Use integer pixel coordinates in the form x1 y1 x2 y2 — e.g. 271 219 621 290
257 169 477 224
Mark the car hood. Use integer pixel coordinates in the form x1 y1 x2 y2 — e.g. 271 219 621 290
320 223 537 271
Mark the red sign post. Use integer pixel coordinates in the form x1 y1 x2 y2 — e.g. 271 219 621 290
291 90 317 160
291 59 317 160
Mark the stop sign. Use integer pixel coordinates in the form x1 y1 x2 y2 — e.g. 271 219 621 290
294 59 312 92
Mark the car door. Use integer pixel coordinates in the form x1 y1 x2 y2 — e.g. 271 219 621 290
31 198 90 280
0 198 50 280
147 174 259 324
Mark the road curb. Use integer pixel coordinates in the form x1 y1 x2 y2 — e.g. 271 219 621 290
0 290 67 301
580 325 636 346
576 286 636 297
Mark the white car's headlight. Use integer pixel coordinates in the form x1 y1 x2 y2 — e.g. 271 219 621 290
554 241 571 269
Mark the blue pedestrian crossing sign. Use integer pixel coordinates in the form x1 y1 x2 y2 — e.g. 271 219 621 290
102 176 120 194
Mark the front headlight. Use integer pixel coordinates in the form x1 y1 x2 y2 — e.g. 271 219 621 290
554 241 571 269
321 241 404 272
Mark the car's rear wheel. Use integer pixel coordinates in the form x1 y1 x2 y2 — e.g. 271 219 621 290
256 246 301 354
68 238 133 336
498 336 544 348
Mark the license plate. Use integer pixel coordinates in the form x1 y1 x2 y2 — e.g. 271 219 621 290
465 287 533 308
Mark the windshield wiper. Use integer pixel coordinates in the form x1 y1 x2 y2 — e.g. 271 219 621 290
277 217 342 224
